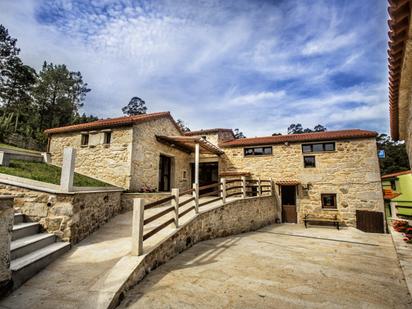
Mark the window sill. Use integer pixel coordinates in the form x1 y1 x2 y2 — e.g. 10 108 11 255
243 154 273 158
302 150 337 154
321 208 338 211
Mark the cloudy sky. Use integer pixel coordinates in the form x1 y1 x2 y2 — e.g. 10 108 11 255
0 0 389 136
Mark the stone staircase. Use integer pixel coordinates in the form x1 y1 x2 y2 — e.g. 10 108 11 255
10 213 71 289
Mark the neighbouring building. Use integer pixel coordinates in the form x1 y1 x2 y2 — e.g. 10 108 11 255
382 170 412 219
45 112 384 228
388 0 412 163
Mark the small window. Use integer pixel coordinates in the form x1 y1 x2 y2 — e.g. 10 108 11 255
321 194 337 209
301 142 336 153
244 146 272 156
182 170 187 180
304 156 316 168
104 132 112 144
81 134 89 146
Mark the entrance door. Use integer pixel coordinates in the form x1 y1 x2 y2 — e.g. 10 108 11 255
281 185 297 223
159 155 171 192
191 162 218 194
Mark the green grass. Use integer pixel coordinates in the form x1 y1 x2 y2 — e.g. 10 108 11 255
0 159 112 187
0 143 41 154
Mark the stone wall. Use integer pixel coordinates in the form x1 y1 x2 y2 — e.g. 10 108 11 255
108 195 278 308
220 138 384 227
49 127 133 188
130 118 191 192
0 184 122 244
0 196 13 296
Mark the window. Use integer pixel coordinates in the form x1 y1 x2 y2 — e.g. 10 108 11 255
81 134 89 146
182 170 187 180
244 146 272 156
304 156 316 168
302 142 335 153
104 132 112 144
321 194 337 209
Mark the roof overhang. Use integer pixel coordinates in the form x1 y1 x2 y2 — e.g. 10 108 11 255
156 135 224 155
276 180 301 186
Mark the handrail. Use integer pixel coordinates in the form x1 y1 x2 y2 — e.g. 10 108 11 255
226 192 241 198
143 218 175 241
226 185 242 191
200 190 221 197
179 196 195 207
144 195 175 210
178 205 195 218
198 182 220 191
225 179 241 184
180 188 195 196
144 206 175 225
199 196 222 207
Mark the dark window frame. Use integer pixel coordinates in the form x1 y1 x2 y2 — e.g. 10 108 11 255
303 156 316 168
104 131 112 144
321 193 337 209
244 146 273 156
81 134 89 146
302 142 336 153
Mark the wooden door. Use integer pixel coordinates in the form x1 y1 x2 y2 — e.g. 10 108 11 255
356 210 384 233
159 155 171 192
281 185 297 223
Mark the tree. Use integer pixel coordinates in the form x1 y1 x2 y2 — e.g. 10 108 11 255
33 61 91 131
176 119 190 132
314 124 327 132
122 97 147 115
72 113 98 125
272 133 282 136
376 134 410 175
234 128 246 139
287 123 327 134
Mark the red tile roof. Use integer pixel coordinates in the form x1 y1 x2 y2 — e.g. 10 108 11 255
383 188 402 200
44 112 182 134
221 129 377 147
382 170 412 179
184 128 234 136
388 0 411 140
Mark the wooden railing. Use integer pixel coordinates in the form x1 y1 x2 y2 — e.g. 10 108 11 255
131 177 274 255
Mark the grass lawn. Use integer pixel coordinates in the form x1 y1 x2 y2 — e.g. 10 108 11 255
0 159 112 187
0 143 41 154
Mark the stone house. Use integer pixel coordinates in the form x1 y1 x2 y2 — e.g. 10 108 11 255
45 111 384 228
388 0 412 164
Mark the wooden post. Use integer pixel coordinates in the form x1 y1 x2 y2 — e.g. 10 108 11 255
241 176 246 199
221 177 226 204
193 182 199 213
171 188 179 228
258 178 262 197
390 202 398 220
131 198 144 256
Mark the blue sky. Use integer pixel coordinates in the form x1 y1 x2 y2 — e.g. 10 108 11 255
0 0 389 136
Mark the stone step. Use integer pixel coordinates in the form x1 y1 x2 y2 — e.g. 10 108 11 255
12 222 40 241
11 242 71 290
11 233 56 260
13 213 24 224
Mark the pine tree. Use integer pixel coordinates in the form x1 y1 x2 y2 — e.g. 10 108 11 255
122 97 147 115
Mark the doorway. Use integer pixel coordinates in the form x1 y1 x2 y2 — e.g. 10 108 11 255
191 162 218 194
159 155 172 192
281 185 297 223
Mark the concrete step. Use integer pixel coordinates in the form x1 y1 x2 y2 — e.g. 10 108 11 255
13 213 24 224
11 233 56 260
11 242 71 290
12 222 40 241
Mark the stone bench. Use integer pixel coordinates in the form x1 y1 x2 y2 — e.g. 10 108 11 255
303 213 340 230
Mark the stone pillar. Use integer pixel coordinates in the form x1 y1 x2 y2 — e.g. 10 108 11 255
171 188 179 228
221 178 226 204
390 202 399 220
41 152 51 164
241 176 247 199
131 198 144 256
0 196 13 296
60 147 76 192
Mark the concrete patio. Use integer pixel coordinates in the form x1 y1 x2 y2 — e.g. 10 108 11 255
119 224 412 309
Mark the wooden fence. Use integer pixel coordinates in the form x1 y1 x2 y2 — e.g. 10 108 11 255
131 177 274 255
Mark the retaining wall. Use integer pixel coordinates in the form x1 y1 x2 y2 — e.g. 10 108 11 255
0 196 13 297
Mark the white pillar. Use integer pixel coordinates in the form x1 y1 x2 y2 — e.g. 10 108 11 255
193 183 199 213
390 202 399 220
171 188 179 228
194 142 200 185
258 178 262 197
221 177 226 204
241 176 246 199
60 147 76 192
131 198 144 256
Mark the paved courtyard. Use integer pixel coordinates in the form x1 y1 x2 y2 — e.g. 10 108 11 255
120 224 412 309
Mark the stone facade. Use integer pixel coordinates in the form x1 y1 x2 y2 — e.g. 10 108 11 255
0 196 13 296
0 184 122 244
49 127 133 188
219 138 384 227
130 118 191 192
